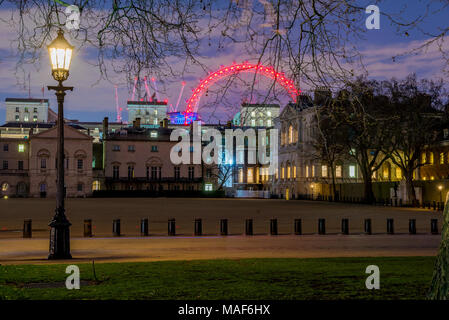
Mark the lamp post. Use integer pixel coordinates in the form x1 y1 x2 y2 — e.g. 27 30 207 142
438 185 443 203
47 29 74 260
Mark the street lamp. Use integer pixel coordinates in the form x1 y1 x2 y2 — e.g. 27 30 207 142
47 29 74 260
438 185 443 203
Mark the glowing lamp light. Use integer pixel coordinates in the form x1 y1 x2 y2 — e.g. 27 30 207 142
438 185 443 191
47 29 74 82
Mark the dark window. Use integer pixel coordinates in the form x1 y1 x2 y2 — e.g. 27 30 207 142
112 145 120 151
77 159 83 170
146 166 150 180
151 166 158 180
174 167 180 180
15 107 19 112
2 160 8 170
41 158 47 169
128 166 134 179
158 167 161 180
188 166 194 180
33 108 38 113
128 145 135 152
206 168 212 178
113 166 119 179
18 160 23 170
3 144 8 152
151 145 158 152
77 183 83 191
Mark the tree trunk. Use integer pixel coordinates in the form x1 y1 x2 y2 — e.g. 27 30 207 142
405 170 416 206
428 191 449 299
361 165 375 203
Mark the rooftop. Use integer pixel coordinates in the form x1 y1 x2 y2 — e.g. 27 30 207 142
5 98 49 103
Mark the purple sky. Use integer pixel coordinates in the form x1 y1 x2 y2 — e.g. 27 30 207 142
0 1 448 124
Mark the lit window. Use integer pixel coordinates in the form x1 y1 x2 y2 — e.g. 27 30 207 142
431 176 435 180
396 167 402 179
267 111 271 117
24 115 29 122
429 152 434 164
150 131 158 138
247 168 254 183
1 183 8 191
267 120 272 127
281 167 285 179
238 168 244 183
251 119 256 127
288 126 293 144
422 153 426 164
440 153 445 165
18 144 25 152
322 165 328 177
293 166 297 179
383 166 389 180
287 166 291 179
15 115 19 121
336 165 342 178
205 183 213 191
33 115 37 122
251 111 255 117
305 165 309 178
349 165 356 178
312 166 315 177
259 119 264 126
275 168 279 180
92 181 100 191
151 145 158 152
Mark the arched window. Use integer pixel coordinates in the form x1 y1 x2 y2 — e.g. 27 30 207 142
429 152 434 165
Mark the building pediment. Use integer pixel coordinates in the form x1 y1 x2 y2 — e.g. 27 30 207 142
31 124 93 140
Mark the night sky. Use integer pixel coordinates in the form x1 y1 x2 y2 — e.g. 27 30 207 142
0 1 448 124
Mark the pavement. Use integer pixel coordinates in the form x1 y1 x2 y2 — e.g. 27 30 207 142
0 234 442 265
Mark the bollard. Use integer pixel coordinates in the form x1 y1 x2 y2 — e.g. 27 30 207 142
84 219 92 237
318 219 326 235
140 218 149 236
387 219 394 234
220 219 228 236
294 219 302 235
364 219 372 235
431 219 438 235
270 219 278 235
113 219 121 237
245 219 253 235
409 219 416 235
194 218 202 236
168 218 176 236
341 219 349 235
23 219 32 238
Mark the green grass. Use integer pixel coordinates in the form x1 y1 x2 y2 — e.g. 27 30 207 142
0 257 436 300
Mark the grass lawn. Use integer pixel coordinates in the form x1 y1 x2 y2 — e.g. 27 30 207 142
0 257 436 300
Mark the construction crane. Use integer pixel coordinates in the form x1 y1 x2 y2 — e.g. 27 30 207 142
114 85 123 123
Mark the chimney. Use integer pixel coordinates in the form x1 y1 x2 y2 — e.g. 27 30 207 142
163 118 168 128
135 117 141 128
102 117 109 137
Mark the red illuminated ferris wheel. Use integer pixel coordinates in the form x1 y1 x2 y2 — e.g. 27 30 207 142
184 62 300 115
